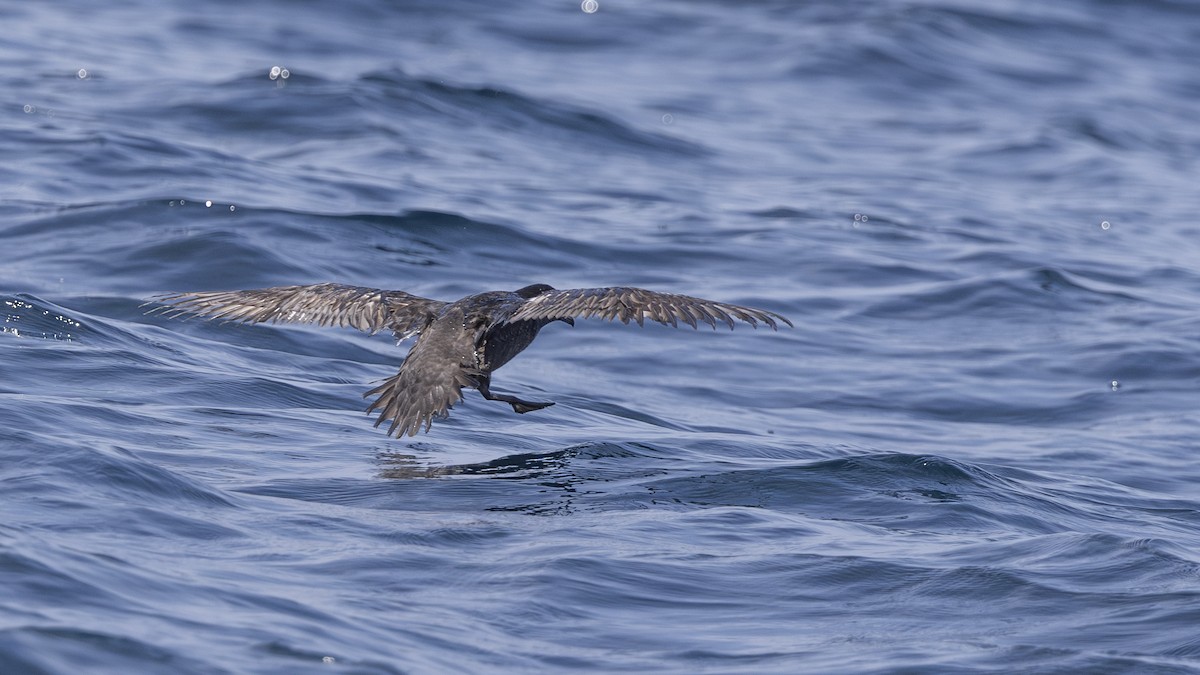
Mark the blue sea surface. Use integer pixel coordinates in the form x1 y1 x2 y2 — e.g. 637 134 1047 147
3 1 1200 673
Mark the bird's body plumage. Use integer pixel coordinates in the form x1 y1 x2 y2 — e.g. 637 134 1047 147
149 282 791 436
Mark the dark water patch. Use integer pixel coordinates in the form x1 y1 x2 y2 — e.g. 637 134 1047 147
562 398 695 433
958 533 1200 594
9 438 234 511
626 453 1175 536
0 627 215 675
857 266 1142 322
362 67 710 159
0 547 123 620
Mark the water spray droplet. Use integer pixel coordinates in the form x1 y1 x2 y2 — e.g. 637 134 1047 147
77 68 88 79
581 0 599 13
1100 220 1111 230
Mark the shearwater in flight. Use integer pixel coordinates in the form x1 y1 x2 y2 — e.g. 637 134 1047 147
149 283 791 436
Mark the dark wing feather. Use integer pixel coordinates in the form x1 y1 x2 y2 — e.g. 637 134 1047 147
507 287 792 330
146 283 446 337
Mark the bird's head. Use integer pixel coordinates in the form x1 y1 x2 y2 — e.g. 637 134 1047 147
514 283 556 299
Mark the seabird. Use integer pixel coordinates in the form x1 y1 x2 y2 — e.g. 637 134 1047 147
149 283 791 436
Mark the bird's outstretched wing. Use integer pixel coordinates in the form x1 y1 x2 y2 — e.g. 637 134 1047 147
507 287 792 330
146 283 446 338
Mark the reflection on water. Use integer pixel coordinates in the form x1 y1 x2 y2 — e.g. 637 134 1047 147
375 446 580 480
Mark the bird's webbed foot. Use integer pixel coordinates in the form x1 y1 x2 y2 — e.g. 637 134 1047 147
476 378 555 415
508 398 554 414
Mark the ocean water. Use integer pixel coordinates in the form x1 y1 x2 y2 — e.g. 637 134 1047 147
3 0 1200 672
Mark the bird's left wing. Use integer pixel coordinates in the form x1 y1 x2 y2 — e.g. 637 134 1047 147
146 283 446 337
506 286 792 330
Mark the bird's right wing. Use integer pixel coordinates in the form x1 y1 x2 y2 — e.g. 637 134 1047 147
507 286 792 330
146 283 446 337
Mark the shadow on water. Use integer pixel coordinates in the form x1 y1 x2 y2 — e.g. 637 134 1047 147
233 441 673 516
375 445 584 481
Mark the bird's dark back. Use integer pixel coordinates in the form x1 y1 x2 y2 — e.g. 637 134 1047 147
437 290 547 374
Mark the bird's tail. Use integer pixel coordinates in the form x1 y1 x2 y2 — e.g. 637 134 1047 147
364 351 477 437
